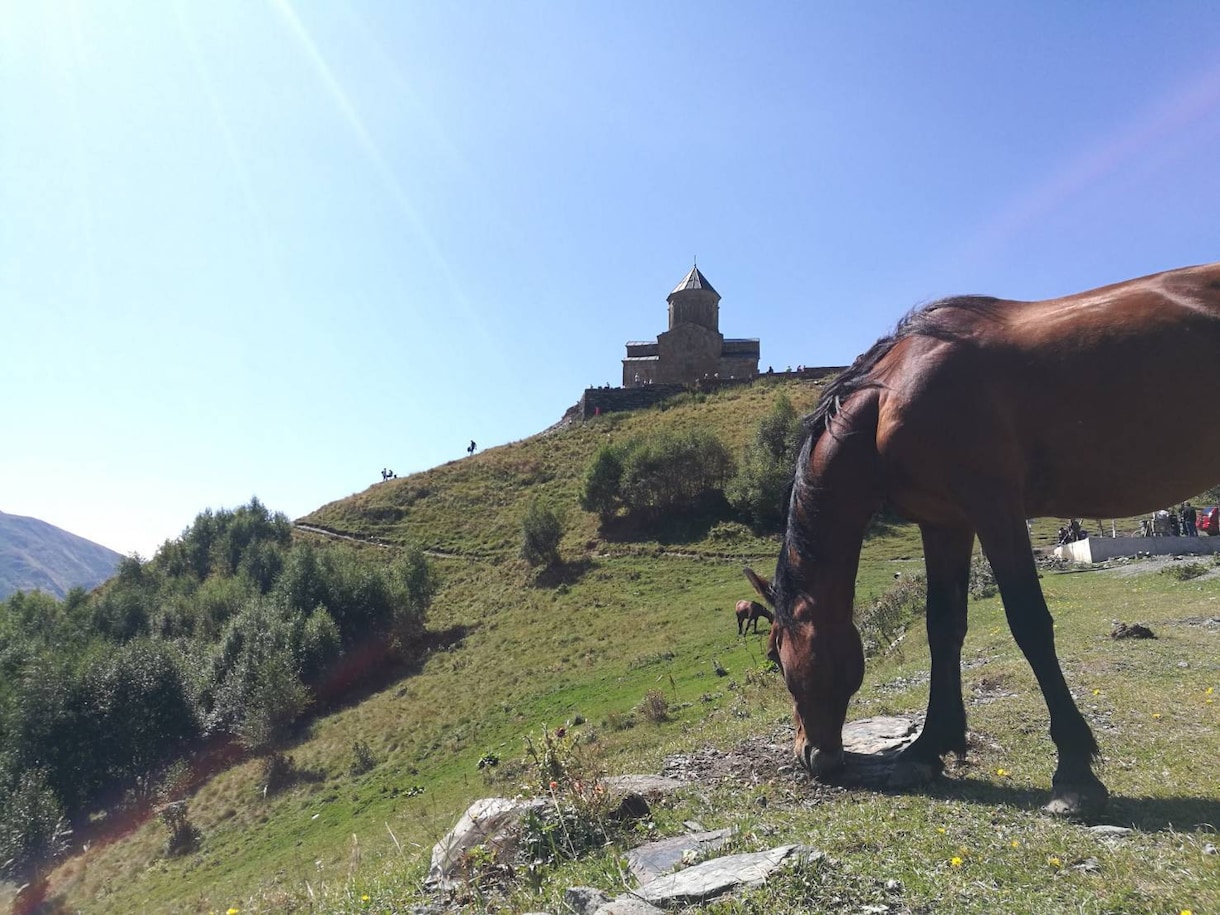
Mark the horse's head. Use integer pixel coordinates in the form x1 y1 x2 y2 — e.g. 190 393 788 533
746 566 864 776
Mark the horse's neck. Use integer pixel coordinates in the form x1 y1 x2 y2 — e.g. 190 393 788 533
790 396 883 618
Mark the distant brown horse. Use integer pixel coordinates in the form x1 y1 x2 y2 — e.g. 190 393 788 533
745 262 1220 817
735 599 774 635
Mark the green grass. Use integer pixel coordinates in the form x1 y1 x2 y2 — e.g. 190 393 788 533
18 378 1220 915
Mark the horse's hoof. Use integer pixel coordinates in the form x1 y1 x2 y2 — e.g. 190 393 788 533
1043 782 1109 819
888 758 940 790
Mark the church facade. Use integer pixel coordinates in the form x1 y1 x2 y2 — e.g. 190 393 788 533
622 266 760 386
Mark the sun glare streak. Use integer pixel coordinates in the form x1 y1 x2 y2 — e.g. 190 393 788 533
173 0 285 298
64 0 100 313
269 0 488 337
950 60 1220 278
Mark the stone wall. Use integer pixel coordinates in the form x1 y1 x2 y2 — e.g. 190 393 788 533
580 367 845 420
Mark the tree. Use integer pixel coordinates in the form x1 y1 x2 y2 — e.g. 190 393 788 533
728 393 805 531
521 499 564 568
580 446 624 522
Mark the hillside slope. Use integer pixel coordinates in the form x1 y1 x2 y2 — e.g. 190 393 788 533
23 378 1220 915
0 510 123 599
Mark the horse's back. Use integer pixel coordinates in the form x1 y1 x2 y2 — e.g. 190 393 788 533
875 263 1220 519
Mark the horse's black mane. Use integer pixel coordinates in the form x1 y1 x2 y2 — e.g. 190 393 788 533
771 294 1003 621
801 294 1003 455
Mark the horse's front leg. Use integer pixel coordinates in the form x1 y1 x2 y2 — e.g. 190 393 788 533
890 524 974 789
977 512 1107 817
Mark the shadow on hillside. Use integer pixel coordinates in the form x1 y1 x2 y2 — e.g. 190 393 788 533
599 495 738 546
885 772 1220 832
310 623 473 715
776 741 1220 833
532 557 594 589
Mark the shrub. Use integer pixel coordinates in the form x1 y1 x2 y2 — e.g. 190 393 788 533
1162 561 1208 581
619 429 735 517
0 768 71 878
858 574 927 655
968 554 999 599
521 499 564 568
349 739 377 777
235 653 309 754
727 394 804 531
580 447 624 521
638 689 670 723
159 800 201 857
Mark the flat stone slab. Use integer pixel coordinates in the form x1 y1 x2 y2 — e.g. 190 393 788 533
634 844 808 907
602 775 685 797
834 716 921 787
569 886 668 915
626 828 734 882
593 897 667 915
842 715 921 754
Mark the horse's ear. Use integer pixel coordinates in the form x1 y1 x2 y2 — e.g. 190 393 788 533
743 567 775 606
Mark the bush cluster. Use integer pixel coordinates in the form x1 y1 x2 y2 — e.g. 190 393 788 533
580 429 735 522
0 499 436 879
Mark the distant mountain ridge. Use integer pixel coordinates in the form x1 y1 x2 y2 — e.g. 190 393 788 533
0 510 123 600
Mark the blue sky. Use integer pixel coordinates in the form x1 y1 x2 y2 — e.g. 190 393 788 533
3 1 1219 557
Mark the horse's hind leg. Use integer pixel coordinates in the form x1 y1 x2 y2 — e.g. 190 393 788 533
891 524 973 789
977 512 1107 817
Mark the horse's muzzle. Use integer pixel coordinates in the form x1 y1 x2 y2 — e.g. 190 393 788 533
802 743 845 777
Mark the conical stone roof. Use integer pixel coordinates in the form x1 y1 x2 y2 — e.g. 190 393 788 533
669 266 719 299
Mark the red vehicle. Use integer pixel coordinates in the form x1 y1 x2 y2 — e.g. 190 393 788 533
1198 506 1220 535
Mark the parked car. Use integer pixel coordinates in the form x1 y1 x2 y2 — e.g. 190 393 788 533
1198 506 1220 535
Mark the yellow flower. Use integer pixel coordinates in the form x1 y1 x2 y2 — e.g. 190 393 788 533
227 909 240 915
1207 687 1214 695
1011 839 1020 847
1152 713 1162 719
361 895 370 903
1092 688 1101 696
950 856 963 867
1048 856 1062 868
996 768 1009 777
937 827 946 834
1181 909 1193 915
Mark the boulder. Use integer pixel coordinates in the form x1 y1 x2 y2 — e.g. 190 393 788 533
425 796 546 889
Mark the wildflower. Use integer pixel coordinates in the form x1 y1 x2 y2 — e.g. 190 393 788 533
937 827 946 834
227 909 240 915
950 856 963 867
549 780 558 790
1093 688 1101 696
1048 856 1062 868
1152 713 1162 719
996 768 1010 778
361 895 370 903
1011 840 1020 848
1207 687 1214 695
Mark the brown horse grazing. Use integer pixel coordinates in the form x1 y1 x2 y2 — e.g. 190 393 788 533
745 262 1220 817
735 599 774 635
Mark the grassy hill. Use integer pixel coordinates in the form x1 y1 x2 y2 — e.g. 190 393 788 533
0 510 123 601
17 378 1220 915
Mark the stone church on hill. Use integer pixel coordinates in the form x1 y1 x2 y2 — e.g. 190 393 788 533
622 266 760 386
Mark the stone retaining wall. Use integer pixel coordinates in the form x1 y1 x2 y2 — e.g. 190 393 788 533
579 367 844 420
